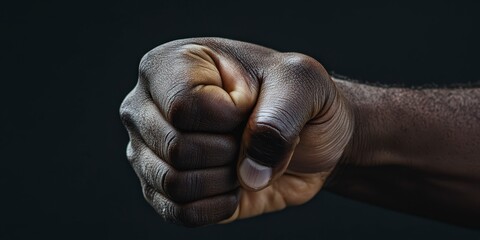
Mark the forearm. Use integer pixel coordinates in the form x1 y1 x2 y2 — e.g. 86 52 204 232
327 78 480 228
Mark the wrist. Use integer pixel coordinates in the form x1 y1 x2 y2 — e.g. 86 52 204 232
332 79 372 163
324 78 386 187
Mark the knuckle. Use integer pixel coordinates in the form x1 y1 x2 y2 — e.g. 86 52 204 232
119 88 144 131
281 52 321 74
119 99 134 128
278 52 328 91
138 49 159 79
126 140 147 167
138 39 189 79
125 141 135 163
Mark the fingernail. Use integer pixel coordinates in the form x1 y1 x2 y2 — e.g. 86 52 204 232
239 157 272 190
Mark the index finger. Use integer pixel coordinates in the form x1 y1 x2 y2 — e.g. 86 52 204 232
140 40 256 132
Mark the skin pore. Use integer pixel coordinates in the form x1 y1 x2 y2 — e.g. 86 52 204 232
328 79 480 228
120 37 480 228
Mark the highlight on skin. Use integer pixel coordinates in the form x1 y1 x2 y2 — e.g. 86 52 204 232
120 37 480 228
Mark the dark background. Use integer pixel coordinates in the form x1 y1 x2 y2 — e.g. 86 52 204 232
2 0 480 239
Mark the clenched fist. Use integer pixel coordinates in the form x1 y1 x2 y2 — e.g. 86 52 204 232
120 38 354 226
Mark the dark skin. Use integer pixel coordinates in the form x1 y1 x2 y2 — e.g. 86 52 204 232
119 37 480 228
329 80 480 228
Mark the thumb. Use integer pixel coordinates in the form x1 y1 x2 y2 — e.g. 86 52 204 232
237 54 328 191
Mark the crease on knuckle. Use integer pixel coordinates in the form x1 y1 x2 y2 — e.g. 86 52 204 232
165 81 187 116
142 183 156 204
150 161 167 194
162 168 179 199
165 130 179 165
255 107 298 139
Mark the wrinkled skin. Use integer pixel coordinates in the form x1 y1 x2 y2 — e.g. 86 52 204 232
120 38 353 226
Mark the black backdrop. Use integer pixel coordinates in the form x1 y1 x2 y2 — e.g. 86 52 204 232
2 0 480 239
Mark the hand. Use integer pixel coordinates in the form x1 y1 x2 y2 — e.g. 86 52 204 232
120 38 354 226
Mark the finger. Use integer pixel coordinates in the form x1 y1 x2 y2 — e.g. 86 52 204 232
217 205 240 224
121 88 239 170
238 53 333 191
142 184 239 227
140 42 256 132
127 141 238 203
